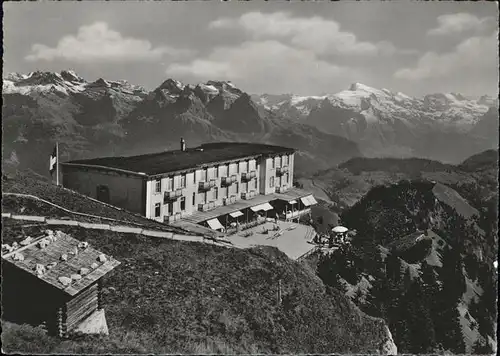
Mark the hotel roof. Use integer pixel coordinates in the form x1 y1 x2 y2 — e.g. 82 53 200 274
63 142 295 176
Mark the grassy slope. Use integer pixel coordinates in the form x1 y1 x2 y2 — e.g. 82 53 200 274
1 171 194 235
2 222 388 354
2 170 389 354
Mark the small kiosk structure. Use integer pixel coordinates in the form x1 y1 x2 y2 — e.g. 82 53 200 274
1 230 120 338
330 226 350 247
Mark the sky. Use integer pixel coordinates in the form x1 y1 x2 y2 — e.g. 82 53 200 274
3 1 499 97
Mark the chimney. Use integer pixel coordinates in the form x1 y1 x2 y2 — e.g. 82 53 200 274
180 137 186 152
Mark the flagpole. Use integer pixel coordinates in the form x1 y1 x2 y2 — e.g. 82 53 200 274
56 142 60 186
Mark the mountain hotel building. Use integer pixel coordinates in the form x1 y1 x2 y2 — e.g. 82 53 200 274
61 140 317 232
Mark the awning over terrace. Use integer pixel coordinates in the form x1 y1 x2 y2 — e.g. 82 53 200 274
250 202 274 212
206 218 224 231
289 200 297 205
308 196 318 205
229 211 244 218
300 195 318 207
261 203 273 211
301 196 312 207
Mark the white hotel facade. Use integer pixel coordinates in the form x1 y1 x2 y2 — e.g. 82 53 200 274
61 140 317 231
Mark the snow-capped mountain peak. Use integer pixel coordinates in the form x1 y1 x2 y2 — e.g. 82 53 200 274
205 80 243 96
4 72 29 81
349 82 380 93
198 83 219 94
395 91 414 101
60 70 85 83
289 95 327 106
477 95 499 108
3 70 89 95
157 78 185 94
92 78 111 87
2 70 151 103
252 82 494 152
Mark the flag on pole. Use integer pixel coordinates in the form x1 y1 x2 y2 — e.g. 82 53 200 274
49 145 57 174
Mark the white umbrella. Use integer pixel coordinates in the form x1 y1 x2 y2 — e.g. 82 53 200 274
332 226 348 233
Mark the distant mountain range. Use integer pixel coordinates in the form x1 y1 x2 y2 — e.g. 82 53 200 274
2 71 359 176
2 71 498 177
253 83 498 163
301 149 498 217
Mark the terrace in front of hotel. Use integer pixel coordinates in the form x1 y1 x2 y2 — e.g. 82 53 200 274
172 186 319 260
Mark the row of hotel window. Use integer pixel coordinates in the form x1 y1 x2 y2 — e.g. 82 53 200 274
156 198 184 217
153 187 229 218
153 174 289 218
154 164 290 193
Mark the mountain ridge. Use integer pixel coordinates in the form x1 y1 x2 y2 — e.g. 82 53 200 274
253 82 498 163
2 70 362 177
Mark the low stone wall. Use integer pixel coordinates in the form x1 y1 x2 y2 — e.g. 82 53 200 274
2 213 233 248
2 192 199 236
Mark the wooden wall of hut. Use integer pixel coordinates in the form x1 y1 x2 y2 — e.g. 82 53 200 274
64 282 99 334
1 261 66 334
2 262 105 338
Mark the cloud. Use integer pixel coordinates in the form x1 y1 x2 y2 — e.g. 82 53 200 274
165 40 353 94
25 22 193 62
210 12 416 57
394 31 498 81
427 13 493 36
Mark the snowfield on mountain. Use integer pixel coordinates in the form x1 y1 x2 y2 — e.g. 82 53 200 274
253 83 498 163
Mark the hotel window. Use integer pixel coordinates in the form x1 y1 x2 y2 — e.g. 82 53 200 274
166 177 172 191
204 169 208 181
236 162 240 174
155 179 161 193
193 171 197 183
181 174 186 188
168 201 174 216
235 182 239 194
285 173 289 183
254 179 258 190
270 176 275 188
246 160 250 172
214 166 219 178
283 155 288 166
214 187 219 200
180 197 186 211
276 157 281 167
271 158 275 169
154 203 161 217
192 192 196 206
